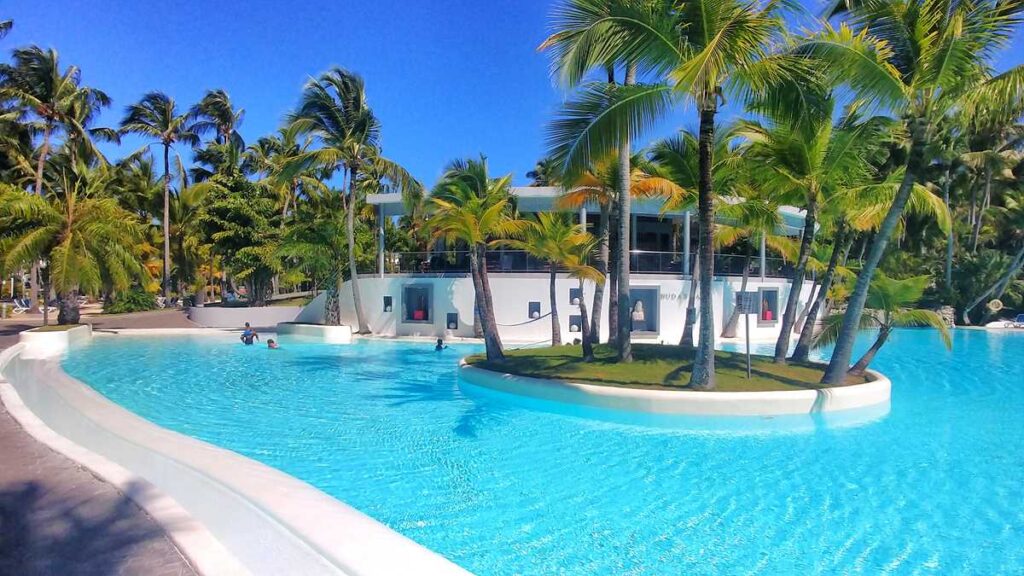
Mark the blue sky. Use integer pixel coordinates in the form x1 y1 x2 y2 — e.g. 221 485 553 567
6 0 1024 186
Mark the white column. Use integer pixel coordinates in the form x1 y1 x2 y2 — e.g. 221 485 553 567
377 204 385 278
759 234 766 281
579 206 587 230
683 211 691 276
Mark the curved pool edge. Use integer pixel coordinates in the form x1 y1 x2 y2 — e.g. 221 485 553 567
0 335 473 576
458 360 891 416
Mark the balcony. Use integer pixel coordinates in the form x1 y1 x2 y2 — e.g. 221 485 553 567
370 250 792 278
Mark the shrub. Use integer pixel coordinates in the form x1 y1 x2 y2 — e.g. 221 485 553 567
105 287 157 314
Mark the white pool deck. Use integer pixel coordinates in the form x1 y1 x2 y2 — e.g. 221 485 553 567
0 326 890 576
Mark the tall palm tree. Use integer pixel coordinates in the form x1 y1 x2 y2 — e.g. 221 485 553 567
814 272 951 377
503 212 596 345
244 124 324 222
737 99 894 363
0 177 148 325
278 192 349 325
564 235 605 362
800 0 1024 384
119 92 200 298
290 68 419 334
0 46 110 311
526 157 560 186
428 157 527 361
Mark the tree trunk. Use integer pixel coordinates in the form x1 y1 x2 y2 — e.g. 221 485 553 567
578 278 594 362
721 244 752 339
970 167 990 253
471 244 504 361
28 123 53 314
942 165 954 288
792 226 847 362
689 105 717 390
823 125 926 384
848 325 890 377
608 209 620 344
680 256 699 347
324 274 342 325
962 242 1024 324
794 277 818 334
775 193 817 363
347 167 369 333
549 267 561 345
589 205 610 344
58 290 81 325
162 143 172 299
615 64 636 363
40 272 50 327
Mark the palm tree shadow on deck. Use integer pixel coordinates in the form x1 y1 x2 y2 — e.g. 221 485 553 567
0 479 192 576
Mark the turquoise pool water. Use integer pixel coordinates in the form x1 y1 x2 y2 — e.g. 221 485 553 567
62 330 1023 575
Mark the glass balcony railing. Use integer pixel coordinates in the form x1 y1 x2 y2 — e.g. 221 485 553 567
369 250 794 279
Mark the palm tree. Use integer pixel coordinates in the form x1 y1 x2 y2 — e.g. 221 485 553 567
290 68 419 334
526 157 560 186
119 92 200 298
800 0 1024 384
737 99 894 363
428 157 527 361
503 212 596 345
564 235 605 362
814 272 951 377
189 89 245 148
0 177 148 325
278 192 349 325
0 46 110 311
244 124 325 222
961 191 1024 323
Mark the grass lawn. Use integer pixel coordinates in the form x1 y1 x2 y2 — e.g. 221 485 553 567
30 324 86 332
466 344 867 392
269 296 313 307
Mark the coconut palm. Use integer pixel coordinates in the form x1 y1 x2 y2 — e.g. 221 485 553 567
527 157 560 186
289 68 420 334
737 99 895 363
814 272 951 377
564 235 605 362
189 89 245 148
119 92 200 298
244 124 325 222
0 176 148 325
278 192 349 325
799 0 1024 383
502 213 597 345
428 156 527 361
542 0 808 388
961 191 1024 323
0 46 110 310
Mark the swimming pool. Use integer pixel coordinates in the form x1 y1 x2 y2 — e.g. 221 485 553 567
62 330 1024 575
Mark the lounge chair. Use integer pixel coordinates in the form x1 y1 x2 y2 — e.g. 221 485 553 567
1014 314 1024 329
10 298 30 314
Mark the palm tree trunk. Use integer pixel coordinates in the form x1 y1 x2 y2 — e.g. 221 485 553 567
549 267 561 345
792 226 848 362
324 274 342 325
794 277 818 334
589 205 610 343
680 256 699 347
615 64 636 363
823 125 926 384
848 325 890 377
689 105 717 390
775 193 817 363
942 165 954 288
970 167 990 253
471 244 504 361
41 272 50 327
608 210 619 344
578 278 594 361
28 123 53 313
347 167 369 333
961 242 1024 324
721 243 753 338
162 143 172 299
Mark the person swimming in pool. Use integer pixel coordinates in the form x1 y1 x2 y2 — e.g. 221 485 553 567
435 338 447 351
240 322 259 345
267 338 279 349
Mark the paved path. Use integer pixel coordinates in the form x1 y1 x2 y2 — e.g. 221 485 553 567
1 310 199 575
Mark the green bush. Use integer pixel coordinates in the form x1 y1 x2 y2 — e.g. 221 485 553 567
105 288 157 314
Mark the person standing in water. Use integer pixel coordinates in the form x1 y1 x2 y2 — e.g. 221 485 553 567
240 322 259 345
435 338 447 351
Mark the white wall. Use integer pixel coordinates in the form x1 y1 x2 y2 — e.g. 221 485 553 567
188 306 303 329
300 273 813 345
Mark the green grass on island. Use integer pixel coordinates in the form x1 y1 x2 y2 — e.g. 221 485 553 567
466 344 868 392
29 324 85 332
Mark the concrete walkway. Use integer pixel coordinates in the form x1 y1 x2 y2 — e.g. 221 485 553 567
1 310 199 575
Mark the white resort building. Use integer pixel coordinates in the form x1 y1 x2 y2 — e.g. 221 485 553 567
295 187 816 344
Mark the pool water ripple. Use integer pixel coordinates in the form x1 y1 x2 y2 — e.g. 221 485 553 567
61 330 1024 575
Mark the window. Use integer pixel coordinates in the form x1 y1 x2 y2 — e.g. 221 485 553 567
758 288 779 326
629 286 659 333
403 284 432 323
